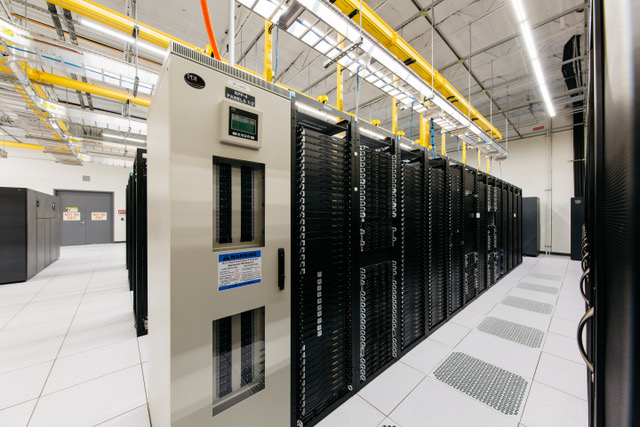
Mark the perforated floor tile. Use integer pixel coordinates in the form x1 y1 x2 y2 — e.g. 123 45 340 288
526 272 563 281
516 282 560 295
477 317 544 348
433 352 528 416
501 296 553 314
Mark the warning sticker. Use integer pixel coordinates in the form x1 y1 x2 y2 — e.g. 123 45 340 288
63 212 80 221
91 212 108 221
218 250 262 291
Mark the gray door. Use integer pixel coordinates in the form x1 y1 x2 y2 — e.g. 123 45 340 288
57 190 113 245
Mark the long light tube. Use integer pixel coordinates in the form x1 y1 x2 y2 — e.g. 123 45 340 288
511 0 555 117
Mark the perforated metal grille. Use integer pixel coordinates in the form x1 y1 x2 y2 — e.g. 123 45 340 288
477 317 544 348
433 352 528 415
516 281 559 295
501 296 553 314
526 272 563 281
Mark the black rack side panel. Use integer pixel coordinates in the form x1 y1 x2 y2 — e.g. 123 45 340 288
400 160 427 350
448 170 464 314
293 125 352 426
487 184 499 287
501 186 509 275
428 166 447 330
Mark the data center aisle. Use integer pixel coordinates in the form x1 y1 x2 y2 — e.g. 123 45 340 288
318 255 588 427
0 244 149 426
0 246 586 426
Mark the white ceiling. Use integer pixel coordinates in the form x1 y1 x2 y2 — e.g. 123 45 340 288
0 0 587 164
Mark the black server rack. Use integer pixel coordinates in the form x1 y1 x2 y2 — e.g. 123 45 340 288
516 189 523 264
506 187 514 271
522 197 540 256
291 103 354 427
463 168 479 303
126 149 148 337
447 165 464 315
399 149 427 352
0 187 60 285
427 158 448 331
289 98 523 427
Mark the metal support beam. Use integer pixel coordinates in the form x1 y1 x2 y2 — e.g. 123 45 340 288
336 42 343 110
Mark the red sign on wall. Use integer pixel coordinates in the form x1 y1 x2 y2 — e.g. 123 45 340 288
533 125 545 131
118 209 126 214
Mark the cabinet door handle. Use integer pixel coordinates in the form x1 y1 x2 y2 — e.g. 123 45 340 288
579 268 590 305
577 306 594 373
278 248 285 291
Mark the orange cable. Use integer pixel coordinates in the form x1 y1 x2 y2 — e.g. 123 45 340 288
200 0 221 60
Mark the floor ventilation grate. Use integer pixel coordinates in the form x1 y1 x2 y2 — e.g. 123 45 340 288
477 317 544 348
433 352 528 415
526 272 563 281
501 296 553 314
516 281 559 295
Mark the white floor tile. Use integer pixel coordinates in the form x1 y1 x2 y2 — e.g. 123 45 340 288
428 322 471 348
520 381 588 427
0 361 52 410
542 333 585 365
138 335 149 363
553 305 585 323
464 299 497 316
508 287 559 305
0 399 37 426
0 336 63 375
315 395 385 427
141 362 149 401
389 377 517 427
399 339 451 375
454 330 541 379
549 316 578 338
557 295 586 310
96 404 150 426
0 317 70 350
58 320 136 358
534 353 588 401
29 365 147 427
450 308 486 329
358 361 424 415
68 306 134 334
43 338 141 395
377 416 402 427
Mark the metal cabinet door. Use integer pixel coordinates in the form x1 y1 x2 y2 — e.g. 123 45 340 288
85 192 113 244
58 191 86 246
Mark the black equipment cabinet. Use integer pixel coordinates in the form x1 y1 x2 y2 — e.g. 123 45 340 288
570 197 584 261
582 1 640 425
522 197 540 256
126 149 148 337
289 99 523 427
0 187 60 285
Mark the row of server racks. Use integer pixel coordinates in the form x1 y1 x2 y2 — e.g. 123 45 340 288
291 98 522 426
126 149 148 337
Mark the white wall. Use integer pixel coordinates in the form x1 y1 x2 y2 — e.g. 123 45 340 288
499 129 574 254
0 146 131 241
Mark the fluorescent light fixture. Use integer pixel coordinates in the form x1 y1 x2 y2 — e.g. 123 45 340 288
511 0 555 117
102 132 146 144
79 18 168 57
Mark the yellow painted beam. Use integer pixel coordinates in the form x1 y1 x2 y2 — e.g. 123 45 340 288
441 133 445 156
0 141 44 150
1 66 152 107
462 141 466 164
331 0 502 141
336 43 344 111
392 77 398 134
264 21 274 82
419 115 426 147
46 0 202 53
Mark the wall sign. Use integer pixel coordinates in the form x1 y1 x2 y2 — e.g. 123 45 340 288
91 212 108 221
118 209 126 214
63 212 81 221
218 250 262 291
225 87 255 107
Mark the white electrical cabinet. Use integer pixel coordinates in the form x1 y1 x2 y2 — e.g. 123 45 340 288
147 43 291 427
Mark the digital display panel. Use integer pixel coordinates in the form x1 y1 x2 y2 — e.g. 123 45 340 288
230 113 256 135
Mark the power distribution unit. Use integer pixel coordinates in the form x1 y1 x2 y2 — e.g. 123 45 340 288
147 44 291 427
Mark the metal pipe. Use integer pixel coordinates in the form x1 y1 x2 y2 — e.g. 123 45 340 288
228 0 234 66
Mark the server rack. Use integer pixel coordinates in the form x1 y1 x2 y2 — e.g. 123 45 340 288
125 149 148 337
447 164 465 315
427 157 448 331
290 98 523 427
291 100 355 427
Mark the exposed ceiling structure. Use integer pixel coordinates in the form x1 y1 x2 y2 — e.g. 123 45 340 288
0 0 587 166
